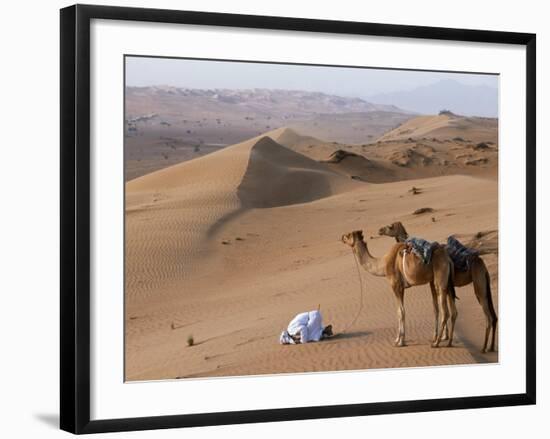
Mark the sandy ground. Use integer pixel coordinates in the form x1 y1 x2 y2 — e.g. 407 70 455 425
125 120 498 381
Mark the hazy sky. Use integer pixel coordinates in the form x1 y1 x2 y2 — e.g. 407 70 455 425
125 56 498 99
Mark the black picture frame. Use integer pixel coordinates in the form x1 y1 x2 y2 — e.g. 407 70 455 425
60 4 536 434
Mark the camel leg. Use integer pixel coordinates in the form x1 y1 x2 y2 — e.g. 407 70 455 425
481 310 491 353
473 263 498 353
432 288 449 348
442 325 450 341
392 283 406 347
441 315 450 341
446 294 458 347
479 300 497 353
473 269 490 352
429 281 440 344
490 317 498 351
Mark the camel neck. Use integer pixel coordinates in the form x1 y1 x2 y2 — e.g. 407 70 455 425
398 229 409 242
353 240 386 277
397 234 408 243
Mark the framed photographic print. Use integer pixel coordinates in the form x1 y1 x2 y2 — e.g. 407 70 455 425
60 4 536 434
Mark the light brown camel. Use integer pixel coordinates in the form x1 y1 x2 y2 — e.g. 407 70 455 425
341 230 457 348
378 222 498 352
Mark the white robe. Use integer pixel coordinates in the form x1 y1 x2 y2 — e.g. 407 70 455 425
279 310 325 344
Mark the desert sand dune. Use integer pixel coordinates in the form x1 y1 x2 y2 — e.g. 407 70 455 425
266 127 340 160
262 126 497 183
126 125 498 380
237 136 357 208
126 136 253 305
378 113 498 144
268 126 322 149
126 134 358 305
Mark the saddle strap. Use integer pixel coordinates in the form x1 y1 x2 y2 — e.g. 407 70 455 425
402 251 413 288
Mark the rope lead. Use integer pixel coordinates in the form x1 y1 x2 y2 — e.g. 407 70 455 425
340 251 365 334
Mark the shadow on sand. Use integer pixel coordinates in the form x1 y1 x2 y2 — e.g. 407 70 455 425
325 330 370 342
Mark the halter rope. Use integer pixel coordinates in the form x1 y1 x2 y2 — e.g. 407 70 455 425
402 250 413 287
340 250 365 334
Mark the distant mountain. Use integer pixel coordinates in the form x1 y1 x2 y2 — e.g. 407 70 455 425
126 86 407 117
368 79 498 117
125 86 414 148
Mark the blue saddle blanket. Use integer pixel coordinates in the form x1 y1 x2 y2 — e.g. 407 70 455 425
405 237 439 264
446 236 479 272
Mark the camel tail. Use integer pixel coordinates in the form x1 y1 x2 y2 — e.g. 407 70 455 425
485 271 498 323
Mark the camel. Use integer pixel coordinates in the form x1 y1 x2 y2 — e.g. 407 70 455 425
341 230 457 348
378 222 498 353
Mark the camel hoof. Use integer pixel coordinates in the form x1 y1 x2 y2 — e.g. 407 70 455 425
447 341 453 348
431 342 440 348
394 340 406 347
481 348 487 353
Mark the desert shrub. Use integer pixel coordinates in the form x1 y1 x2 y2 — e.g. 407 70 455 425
474 142 490 150
413 207 434 215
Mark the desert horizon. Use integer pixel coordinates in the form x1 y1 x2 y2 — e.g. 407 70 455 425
125 60 498 381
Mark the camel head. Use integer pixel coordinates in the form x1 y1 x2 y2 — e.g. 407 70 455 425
378 221 409 241
341 230 364 247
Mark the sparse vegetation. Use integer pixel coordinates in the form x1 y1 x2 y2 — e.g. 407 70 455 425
474 142 490 150
439 109 456 116
413 207 434 215
323 149 361 164
465 157 488 166
187 335 194 347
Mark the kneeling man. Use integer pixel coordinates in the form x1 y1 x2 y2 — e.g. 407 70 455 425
279 310 333 344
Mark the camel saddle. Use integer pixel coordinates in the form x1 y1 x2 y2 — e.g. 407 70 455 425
446 236 479 272
404 237 440 265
